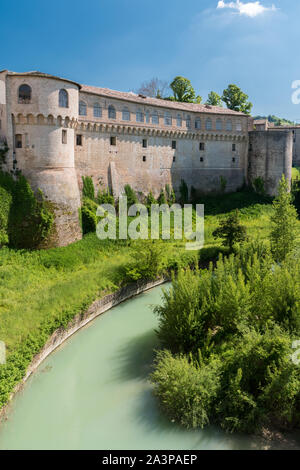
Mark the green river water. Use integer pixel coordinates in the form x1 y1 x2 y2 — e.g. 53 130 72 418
0 284 296 450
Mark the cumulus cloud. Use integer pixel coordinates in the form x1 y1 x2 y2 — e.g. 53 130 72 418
217 1 277 18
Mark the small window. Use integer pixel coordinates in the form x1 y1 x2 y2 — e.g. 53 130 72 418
216 118 222 131
122 107 130 121
186 115 191 129
142 156 146 162
110 136 116 146
199 142 205 151
226 120 232 131
18 84 31 104
59 89 68 108
164 111 172 126
15 134 22 148
200 157 204 162
79 101 87 116
173 156 176 162
152 111 159 124
205 118 212 131
108 105 116 119
195 118 201 130
146 111 150 123
232 143 236 151
94 103 102 118
236 121 242 132
232 157 236 163
172 140 176 150
76 134 83 146
136 109 144 122
249 143 253 151
176 114 182 127
62 129 67 144
142 139 147 148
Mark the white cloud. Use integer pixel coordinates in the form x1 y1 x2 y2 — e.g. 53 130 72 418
217 1 277 18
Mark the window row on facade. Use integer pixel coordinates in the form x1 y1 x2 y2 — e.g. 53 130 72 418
14 131 238 153
78 101 243 132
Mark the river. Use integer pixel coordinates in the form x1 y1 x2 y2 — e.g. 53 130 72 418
0 284 296 450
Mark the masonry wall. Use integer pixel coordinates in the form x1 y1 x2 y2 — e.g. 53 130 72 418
248 130 293 195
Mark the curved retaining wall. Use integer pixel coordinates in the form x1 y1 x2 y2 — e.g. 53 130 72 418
1 278 167 416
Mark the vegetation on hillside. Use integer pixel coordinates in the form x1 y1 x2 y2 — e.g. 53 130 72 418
254 115 296 126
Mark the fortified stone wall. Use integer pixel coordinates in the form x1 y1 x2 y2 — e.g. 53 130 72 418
248 130 293 195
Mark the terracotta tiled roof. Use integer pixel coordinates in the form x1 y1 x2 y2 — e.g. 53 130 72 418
6 71 81 88
80 84 247 116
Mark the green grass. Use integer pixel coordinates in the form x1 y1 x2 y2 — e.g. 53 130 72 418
0 188 299 410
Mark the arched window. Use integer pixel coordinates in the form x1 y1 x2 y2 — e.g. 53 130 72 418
79 101 87 116
145 110 150 123
186 115 191 129
152 110 159 124
122 107 130 121
195 117 201 129
236 121 242 132
18 84 31 104
93 103 102 118
216 118 222 131
136 109 144 122
205 118 212 130
176 114 182 127
164 111 172 126
226 120 232 131
108 105 116 119
59 89 68 108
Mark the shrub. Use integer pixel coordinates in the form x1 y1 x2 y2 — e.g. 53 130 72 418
82 176 95 200
253 176 265 195
151 350 221 429
270 174 298 262
212 209 247 251
0 186 12 246
165 184 176 205
124 184 138 208
179 179 189 206
7 175 54 249
146 191 157 209
157 189 167 205
81 197 99 235
124 240 165 282
97 186 114 205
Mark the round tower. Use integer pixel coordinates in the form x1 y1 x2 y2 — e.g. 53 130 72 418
6 72 82 246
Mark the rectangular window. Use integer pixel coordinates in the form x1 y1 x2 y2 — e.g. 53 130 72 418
232 143 236 151
173 156 176 162
142 139 147 148
62 130 67 144
110 136 117 146
142 156 146 162
199 142 205 151
76 134 83 146
172 140 176 150
232 157 236 163
249 143 253 151
15 134 22 148
200 157 204 162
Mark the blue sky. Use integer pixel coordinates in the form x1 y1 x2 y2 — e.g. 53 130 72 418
1 0 300 120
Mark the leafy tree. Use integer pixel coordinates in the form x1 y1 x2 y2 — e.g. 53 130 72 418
82 176 95 201
169 76 202 103
206 91 222 107
179 179 189 206
124 184 138 208
81 197 98 235
270 174 298 262
136 77 169 99
222 84 252 115
213 210 247 251
157 189 167 205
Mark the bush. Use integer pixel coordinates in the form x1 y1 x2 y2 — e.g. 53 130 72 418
151 350 221 429
7 175 54 249
165 184 176 205
124 240 165 282
157 189 167 205
82 176 95 200
124 184 138 208
179 179 189 206
212 209 247 251
253 176 265 195
81 197 98 235
97 186 114 205
0 186 12 246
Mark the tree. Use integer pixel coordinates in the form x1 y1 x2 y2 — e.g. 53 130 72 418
206 91 222 107
169 76 202 103
213 210 247 251
222 84 252 115
270 174 298 262
136 78 169 99
82 176 95 201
